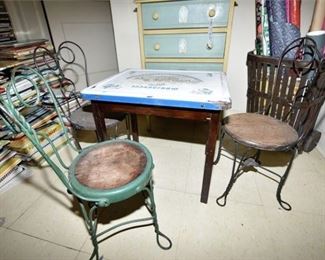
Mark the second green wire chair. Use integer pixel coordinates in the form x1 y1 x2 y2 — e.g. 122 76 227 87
33 41 129 145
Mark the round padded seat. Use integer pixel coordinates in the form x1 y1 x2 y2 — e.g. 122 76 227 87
223 113 299 151
70 107 120 131
69 140 153 204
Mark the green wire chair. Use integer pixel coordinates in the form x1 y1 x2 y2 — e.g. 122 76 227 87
0 66 172 259
33 41 130 146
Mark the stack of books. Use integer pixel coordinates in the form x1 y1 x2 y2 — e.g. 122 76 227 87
0 39 55 89
0 39 54 65
0 39 49 59
8 121 67 165
0 140 22 190
0 71 7 88
0 75 68 188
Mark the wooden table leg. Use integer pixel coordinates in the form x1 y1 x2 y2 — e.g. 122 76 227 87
200 112 220 203
130 113 139 142
92 102 108 142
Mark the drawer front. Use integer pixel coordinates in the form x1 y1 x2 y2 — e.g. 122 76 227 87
142 0 230 29
146 62 223 71
144 33 226 58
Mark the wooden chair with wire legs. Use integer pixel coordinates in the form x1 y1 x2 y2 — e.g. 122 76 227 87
214 37 325 211
33 41 130 146
0 66 172 259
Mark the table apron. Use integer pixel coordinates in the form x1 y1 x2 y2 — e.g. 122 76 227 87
91 101 220 121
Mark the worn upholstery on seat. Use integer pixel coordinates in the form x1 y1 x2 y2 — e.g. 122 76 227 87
224 113 299 151
74 142 147 189
69 102 125 131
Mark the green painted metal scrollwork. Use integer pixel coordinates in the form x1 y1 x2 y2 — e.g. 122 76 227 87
0 66 80 190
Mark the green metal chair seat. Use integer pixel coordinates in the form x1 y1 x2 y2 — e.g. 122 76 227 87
69 139 153 205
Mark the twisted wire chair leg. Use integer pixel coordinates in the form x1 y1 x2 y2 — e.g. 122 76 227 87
214 128 225 165
216 141 242 206
144 180 172 250
78 201 100 260
254 149 261 163
276 148 296 211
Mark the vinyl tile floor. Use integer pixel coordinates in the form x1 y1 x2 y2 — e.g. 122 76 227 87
0 116 324 260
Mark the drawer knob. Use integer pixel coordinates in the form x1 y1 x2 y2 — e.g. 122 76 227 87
152 12 159 21
208 8 216 18
154 43 160 51
207 42 214 50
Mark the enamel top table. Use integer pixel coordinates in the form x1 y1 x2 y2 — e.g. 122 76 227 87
81 69 231 203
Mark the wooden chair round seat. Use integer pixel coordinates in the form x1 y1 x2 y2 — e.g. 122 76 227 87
223 113 299 151
69 140 153 205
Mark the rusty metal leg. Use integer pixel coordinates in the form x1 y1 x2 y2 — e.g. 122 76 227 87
213 127 225 165
200 112 220 203
276 148 296 211
216 141 241 206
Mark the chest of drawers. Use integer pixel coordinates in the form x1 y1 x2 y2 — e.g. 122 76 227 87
136 0 235 72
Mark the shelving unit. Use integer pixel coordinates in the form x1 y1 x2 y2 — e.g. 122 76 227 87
0 1 16 44
0 38 56 190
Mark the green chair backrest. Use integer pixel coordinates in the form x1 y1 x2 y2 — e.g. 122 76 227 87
33 43 84 118
0 66 81 190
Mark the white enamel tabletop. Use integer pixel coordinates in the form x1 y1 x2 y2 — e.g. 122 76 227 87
81 69 231 110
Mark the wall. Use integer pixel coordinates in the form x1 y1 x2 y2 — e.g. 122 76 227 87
110 0 141 71
110 0 325 156
43 0 118 88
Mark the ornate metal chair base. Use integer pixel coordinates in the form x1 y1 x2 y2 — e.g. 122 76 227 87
69 139 172 259
214 113 299 211
214 37 324 211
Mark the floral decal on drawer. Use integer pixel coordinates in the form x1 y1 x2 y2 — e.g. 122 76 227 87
178 6 188 23
178 38 187 54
